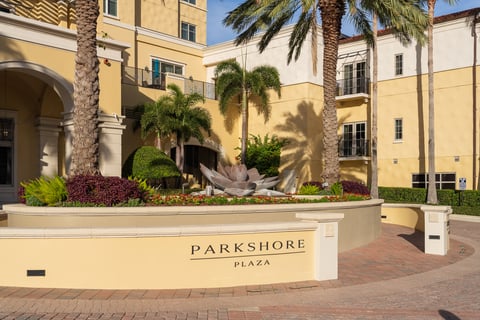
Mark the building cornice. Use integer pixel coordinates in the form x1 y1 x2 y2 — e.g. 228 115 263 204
0 12 129 61
339 7 480 45
136 26 206 50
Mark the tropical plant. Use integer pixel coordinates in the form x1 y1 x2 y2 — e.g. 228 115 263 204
340 180 370 195
71 0 101 175
298 184 320 195
224 0 429 187
137 97 175 151
139 83 212 173
214 59 281 164
243 134 288 177
347 1 428 198
422 0 458 204
330 181 343 196
66 175 143 206
20 176 68 206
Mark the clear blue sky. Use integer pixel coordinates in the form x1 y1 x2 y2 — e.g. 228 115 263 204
207 0 480 45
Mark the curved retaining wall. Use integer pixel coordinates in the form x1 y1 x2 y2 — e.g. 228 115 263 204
0 200 382 289
381 203 425 231
4 199 383 252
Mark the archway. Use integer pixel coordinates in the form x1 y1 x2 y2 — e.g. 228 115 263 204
0 61 72 203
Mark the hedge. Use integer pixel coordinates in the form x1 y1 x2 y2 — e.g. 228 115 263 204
378 187 480 207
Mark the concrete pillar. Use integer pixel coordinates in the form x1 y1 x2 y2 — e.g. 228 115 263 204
36 117 61 177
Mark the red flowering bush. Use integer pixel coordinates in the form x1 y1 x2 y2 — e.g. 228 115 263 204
340 180 370 195
66 175 143 206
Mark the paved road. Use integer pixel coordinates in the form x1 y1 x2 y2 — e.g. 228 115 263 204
0 218 478 319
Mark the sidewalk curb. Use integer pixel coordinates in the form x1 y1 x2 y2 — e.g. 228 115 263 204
450 214 480 223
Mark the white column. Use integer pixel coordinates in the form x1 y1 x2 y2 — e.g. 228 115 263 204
421 205 451 255
36 117 61 177
296 212 344 281
61 112 74 175
98 112 126 176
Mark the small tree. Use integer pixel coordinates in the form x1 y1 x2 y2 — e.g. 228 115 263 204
243 134 288 177
215 60 281 164
139 84 212 174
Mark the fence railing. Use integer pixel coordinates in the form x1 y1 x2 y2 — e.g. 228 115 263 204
338 138 370 157
336 77 370 96
122 66 216 100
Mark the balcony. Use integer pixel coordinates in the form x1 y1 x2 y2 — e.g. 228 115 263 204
336 77 370 102
338 138 370 160
122 66 216 100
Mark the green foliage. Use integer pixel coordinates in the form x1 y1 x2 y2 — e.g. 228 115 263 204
459 190 480 207
128 176 157 199
330 182 343 196
242 134 288 177
378 187 427 204
298 184 320 195
436 189 457 206
20 176 67 206
452 206 480 216
122 146 181 180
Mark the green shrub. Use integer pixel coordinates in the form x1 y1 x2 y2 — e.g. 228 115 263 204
66 175 143 206
298 184 320 195
330 182 343 196
242 134 288 177
378 187 426 203
20 176 67 206
459 190 480 207
122 146 181 186
437 189 458 206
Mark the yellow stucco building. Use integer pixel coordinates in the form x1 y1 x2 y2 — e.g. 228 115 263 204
0 1 479 203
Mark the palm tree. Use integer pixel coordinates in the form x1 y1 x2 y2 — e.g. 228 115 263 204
214 59 281 164
224 0 428 187
140 83 212 174
423 0 457 204
71 0 100 175
347 1 428 198
139 97 176 152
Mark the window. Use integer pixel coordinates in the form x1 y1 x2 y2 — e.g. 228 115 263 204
341 61 367 95
395 54 403 76
340 122 368 157
181 22 196 42
103 0 117 17
151 59 184 88
394 118 403 141
412 173 456 190
0 118 14 185
182 0 196 4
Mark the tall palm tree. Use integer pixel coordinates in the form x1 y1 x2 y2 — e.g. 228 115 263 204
224 0 428 186
423 0 457 204
214 59 281 164
71 0 101 176
140 83 212 174
347 1 428 198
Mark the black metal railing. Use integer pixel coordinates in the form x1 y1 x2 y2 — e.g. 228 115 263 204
122 65 216 100
336 77 370 96
338 138 370 157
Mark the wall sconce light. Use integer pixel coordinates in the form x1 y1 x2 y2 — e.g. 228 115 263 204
454 156 460 162
393 158 398 164
103 58 111 67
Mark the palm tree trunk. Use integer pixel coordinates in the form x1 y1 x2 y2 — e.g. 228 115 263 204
427 0 438 204
241 85 248 164
319 0 345 186
370 14 379 199
176 136 184 174
71 0 100 176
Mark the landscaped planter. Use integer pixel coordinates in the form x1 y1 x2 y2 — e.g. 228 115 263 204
0 199 382 290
